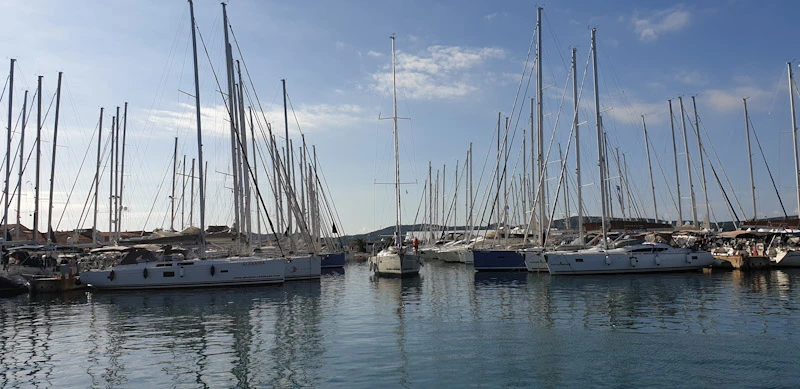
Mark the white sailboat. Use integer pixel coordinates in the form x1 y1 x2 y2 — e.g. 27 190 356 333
544 29 714 275
368 35 421 277
81 0 285 289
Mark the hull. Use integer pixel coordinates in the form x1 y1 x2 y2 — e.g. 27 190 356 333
284 255 322 280
472 249 526 271
439 249 462 263
81 256 285 290
0 276 28 297
774 250 800 267
369 250 420 277
545 247 715 275
321 252 346 269
28 276 87 293
523 250 548 272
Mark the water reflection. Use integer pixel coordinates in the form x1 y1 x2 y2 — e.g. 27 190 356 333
0 283 324 388
370 275 423 388
1 263 800 387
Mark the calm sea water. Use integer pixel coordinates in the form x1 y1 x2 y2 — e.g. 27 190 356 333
1 261 799 388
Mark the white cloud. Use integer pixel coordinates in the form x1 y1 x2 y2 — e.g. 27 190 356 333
367 50 383 57
674 70 706 86
485 12 509 21
704 86 770 113
149 102 371 139
370 45 506 100
632 6 691 42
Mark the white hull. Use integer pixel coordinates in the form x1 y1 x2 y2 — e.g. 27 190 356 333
369 248 420 277
81 256 285 290
774 249 800 267
464 250 474 264
523 250 548 272
545 244 715 275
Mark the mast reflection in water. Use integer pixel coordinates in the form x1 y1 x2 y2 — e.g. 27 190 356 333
1 262 799 387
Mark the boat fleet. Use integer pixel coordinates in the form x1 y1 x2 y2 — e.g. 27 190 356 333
3 4 800 297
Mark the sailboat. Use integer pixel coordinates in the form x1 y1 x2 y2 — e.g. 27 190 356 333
80 0 285 289
543 29 715 275
368 35 421 278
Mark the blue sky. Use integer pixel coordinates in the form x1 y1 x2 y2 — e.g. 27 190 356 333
1 0 799 236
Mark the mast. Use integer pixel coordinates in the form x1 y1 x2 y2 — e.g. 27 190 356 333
591 28 607 247
114 107 120 240
118 102 128 241
33 75 42 243
171 137 177 231
16 90 28 241
788 62 800 220
428 161 432 238
222 3 242 249
190 158 195 227
282 79 291 240
108 116 114 242
181 155 186 228
46 72 63 243
668 100 682 227
391 34 402 246
572 48 583 244
236 62 251 249
743 98 756 220
188 0 206 256
559 143 569 227
692 96 710 229
250 106 261 246
495 112 501 237
4 59 14 242
93 108 103 245
641 115 658 222
536 6 545 246
469 142 473 237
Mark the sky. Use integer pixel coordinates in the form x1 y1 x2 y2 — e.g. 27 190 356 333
1 0 799 237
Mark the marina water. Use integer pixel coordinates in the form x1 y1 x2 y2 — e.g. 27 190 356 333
1 261 799 388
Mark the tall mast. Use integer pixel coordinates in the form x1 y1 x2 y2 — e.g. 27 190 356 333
469 142 473 236
428 161 432 237
188 0 206 256
668 99 682 226
591 28 607 247
743 98 756 220
46 71 63 243
190 158 195 227
788 62 800 220
33 75 42 243
678 97 697 227
171 137 177 231
108 117 115 242
692 96 710 228
559 143 569 227
282 79 291 239
236 62 251 249
114 107 120 240
495 112 500 236
4 59 14 241
93 108 103 245
572 48 583 244
222 3 241 248
641 115 658 222
118 102 128 241
391 34 402 245
16 90 28 241
536 6 545 246
250 106 261 246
